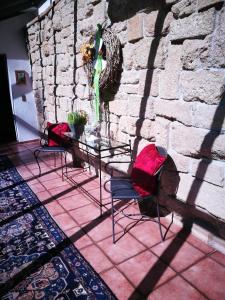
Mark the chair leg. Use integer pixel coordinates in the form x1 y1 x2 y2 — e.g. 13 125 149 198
156 198 164 241
54 152 56 167
63 151 68 180
111 197 116 244
34 150 41 176
60 152 63 180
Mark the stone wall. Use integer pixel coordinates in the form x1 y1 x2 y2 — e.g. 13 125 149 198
27 0 225 237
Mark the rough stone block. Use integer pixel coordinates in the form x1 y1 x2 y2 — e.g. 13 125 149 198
165 44 182 71
154 99 192 126
144 11 158 37
121 84 138 94
171 122 225 159
181 38 210 70
159 70 179 100
109 100 128 116
109 113 119 124
111 21 127 34
75 67 88 85
209 7 225 68
176 173 225 220
180 70 225 104
167 150 190 173
140 119 155 140
119 116 139 136
91 1 107 28
75 84 85 99
198 0 224 11
57 70 74 85
56 85 74 98
121 70 139 84
52 11 62 31
76 53 84 68
133 38 166 69
144 10 174 37
125 95 155 120
154 117 171 149
127 14 143 42
57 54 71 71
169 8 215 40
192 102 225 131
61 27 72 39
138 69 159 97
172 0 197 18
122 43 136 70
190 158 225 187
163 12 174 34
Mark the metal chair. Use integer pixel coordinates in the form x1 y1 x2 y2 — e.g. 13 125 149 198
34 123 69 179
105 144 167 243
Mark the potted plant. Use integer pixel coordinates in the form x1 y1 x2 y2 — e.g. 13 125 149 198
67 110 88 139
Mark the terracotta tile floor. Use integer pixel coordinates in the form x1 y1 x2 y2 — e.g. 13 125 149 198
1 140 225 300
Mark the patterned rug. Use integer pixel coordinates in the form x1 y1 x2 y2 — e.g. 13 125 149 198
0 155 116 299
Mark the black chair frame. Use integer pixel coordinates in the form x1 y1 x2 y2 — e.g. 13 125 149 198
34 125 68 179
104 146 167 243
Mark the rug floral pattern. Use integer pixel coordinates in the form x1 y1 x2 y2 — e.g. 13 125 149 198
0 156 115 299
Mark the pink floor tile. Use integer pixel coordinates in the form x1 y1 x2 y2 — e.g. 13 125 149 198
182 256 225 300
69 203 101 225
98 233 146 264
210 251 225 267
48 184 75 197
80 244 113 273
128 220 174 248
53 213 77 231
185 234 215 254
101 268 142 300
87 217 123 242
36 190 52 202
65 226 93 250
151 235 205 272
59 193 91 211
41 177 71 189
118 249 176 295
148 275 207 300
45 201 65 216
55 185 84 200
38 171 61 182
28 182 47 193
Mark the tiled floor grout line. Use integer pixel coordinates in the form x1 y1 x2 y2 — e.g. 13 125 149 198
208 251 225 267
3 142 225 300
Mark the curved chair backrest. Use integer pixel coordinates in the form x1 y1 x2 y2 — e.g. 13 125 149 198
154 146 167 176
156 146 167 158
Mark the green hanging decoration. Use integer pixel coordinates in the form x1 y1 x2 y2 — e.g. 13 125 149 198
80 23 121 123
93 24 103 123
93 54 102 122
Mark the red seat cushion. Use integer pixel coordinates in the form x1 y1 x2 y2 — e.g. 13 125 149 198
131 144 166 197
47 122 70 147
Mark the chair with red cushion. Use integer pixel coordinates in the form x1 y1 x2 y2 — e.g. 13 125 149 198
34 122 70 179
105 144 167 243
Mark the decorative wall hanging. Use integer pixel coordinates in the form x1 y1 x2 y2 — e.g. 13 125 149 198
15 70 26 85
80 24 121 123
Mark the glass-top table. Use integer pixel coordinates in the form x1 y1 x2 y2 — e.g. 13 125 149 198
64 132 130 155
63 132 131 215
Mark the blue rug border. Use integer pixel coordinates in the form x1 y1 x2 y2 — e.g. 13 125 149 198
0 154 117 299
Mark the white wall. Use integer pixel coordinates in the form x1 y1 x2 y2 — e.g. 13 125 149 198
0 12 39 142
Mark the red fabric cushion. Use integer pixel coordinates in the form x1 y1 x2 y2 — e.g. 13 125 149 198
47 122 70 147
131 144 166 197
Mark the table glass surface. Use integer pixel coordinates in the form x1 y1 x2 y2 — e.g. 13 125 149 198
64 132 129 152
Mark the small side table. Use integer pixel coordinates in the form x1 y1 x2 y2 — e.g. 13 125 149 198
64 132 131 215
